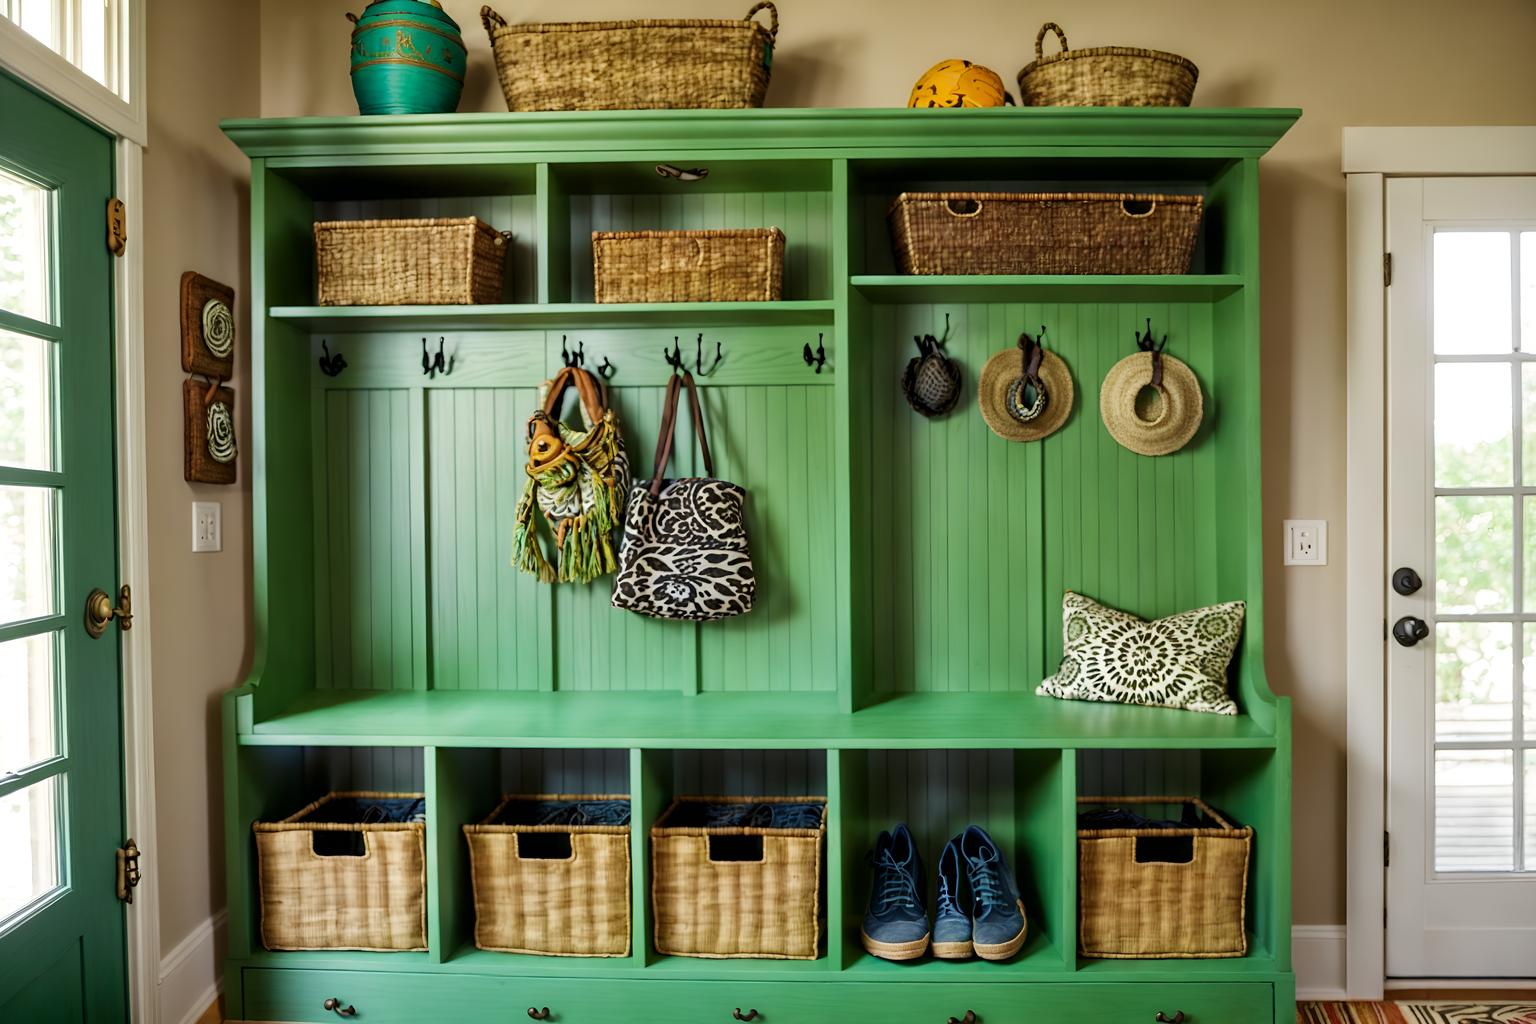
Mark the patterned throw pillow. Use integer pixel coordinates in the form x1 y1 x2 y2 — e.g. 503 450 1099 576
1036 592 1245 715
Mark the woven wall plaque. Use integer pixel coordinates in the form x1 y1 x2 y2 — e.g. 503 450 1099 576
180 271 236 378
184 378 237 485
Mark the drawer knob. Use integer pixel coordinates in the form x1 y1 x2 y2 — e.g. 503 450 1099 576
323 998 357 1017
528 1009 551 1021
1156 1014 1186 1023
733 1011 760 1022
948 1013 977 1024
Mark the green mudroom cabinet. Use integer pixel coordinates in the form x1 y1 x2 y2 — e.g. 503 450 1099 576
221 108 1298 1023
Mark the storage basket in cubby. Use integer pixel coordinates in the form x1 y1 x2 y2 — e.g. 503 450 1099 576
651 796 826 959
888 192 1203 276
464 795 632 957
314 217 508 306
1077 796 1251 959
592 228 785 303
253 791 427 951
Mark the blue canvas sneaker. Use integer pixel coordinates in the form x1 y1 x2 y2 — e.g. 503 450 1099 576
860 824 930 961
960 825 1028 961
931 834 974 959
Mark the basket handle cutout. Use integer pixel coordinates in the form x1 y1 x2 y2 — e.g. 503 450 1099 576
1120 198 1157 218
1133 834 1194 864
708 834 765 863
1036 22 1069 59
944 198 983 219
745 2 778 39
516 832 575 860
311 830 369 858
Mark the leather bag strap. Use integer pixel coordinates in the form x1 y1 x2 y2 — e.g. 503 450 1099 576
649 371 715 497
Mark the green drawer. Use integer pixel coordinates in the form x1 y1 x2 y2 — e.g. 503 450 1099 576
240 969 1274 1024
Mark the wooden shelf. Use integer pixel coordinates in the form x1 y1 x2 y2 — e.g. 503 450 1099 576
236 689 1277 749
850 275 1244 303
268 301 835 331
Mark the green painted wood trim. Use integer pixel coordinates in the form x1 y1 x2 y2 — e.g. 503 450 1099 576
630 749 670 965
222 108 1300 160
269 302 836 330
852 275 1245 303
0 306 61 340
0 614 67 644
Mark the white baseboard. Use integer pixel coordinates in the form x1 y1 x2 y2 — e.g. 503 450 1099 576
158 910 227 1024
1295 924 1348 1001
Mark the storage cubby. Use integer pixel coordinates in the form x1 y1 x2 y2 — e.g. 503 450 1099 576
223 108 1298 1022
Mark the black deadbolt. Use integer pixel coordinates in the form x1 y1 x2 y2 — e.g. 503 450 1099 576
1392 616 1430 647
1392 567 1423 596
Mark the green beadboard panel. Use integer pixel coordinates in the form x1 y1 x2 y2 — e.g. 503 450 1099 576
314 195 538 304
670 750 827 797
695 386 838 694
497 748 630 794
426 388 550 692
299 745 426 793
314 389 424 690
553 384 693 692
1077 750 1202 797
567 191 832 302
862 750 1018 862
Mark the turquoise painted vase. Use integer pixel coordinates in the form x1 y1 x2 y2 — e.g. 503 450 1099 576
347 0 465 115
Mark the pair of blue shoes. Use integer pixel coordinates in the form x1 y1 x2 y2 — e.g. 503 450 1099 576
861 824 1028 962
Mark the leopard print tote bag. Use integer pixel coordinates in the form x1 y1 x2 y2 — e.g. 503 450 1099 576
612 370 755 621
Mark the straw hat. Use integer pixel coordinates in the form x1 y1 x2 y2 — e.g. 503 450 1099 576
1099 350 1203 456
977 336 1074 442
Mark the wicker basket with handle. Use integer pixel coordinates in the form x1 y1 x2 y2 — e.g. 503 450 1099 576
463 794 632 957
1017 22 1198 107
889 192 1203 276
254 791 427 952
480 4 777 112
652 796 826 959
314 217 508 306
593 228 785 303
1077 796 1251 959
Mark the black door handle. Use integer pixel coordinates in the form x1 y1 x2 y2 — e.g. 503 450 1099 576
1392 616 1430 647
323 998 356 1017
1156 1013 1186 1023
1392 567 1423 595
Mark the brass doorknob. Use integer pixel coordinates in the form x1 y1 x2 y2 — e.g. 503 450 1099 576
84 585 132 639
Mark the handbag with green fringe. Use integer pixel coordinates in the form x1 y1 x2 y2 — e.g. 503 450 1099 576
512 366 630 583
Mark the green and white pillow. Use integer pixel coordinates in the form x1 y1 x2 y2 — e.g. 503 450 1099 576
1036 592 1244 716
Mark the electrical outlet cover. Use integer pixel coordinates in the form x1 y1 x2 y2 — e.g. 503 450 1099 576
193 500 222 553
1283 518 1326 566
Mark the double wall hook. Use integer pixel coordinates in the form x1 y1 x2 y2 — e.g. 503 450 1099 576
318 339 347 378
597 356 616 380
561 335 585 368
422 337 453 380
803 333 827 374
663 336 686 374
696 333 723 376
1135 317 1169 388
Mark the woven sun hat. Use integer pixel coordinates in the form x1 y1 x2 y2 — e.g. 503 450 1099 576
1099 349 1204 456
978 331 1074 442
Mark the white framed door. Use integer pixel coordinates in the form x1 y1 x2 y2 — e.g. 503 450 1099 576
1385 175 1536 978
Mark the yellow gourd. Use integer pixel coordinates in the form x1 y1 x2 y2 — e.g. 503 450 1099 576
908 59 1012 108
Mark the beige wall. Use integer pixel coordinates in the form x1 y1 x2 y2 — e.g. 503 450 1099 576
143 0 260 956
139 0 1536 958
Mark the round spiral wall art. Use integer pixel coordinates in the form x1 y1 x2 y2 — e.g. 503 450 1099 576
201 298 235 359
205 399 237 464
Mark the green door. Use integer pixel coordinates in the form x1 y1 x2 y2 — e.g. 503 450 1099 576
0 71 128 1022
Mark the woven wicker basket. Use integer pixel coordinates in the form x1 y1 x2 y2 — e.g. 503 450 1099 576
480 4 777 112
593 228 785 303
1078 797 1251 959
314 217 507 306
889 192 1202 276
1017 23 1198 107
652 796 826 959
464 795 631 957
254 791 427 952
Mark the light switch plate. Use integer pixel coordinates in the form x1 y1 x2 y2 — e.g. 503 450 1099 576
1283 519 1326 566
193 501 222 553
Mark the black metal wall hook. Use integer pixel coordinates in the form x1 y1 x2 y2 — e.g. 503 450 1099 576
318 339 347 378
422 336 452 379
597 355 616 380
663 336 685 374
1135 317 1169 387
803 333 827 374
695 333 723 376
561 335 585 368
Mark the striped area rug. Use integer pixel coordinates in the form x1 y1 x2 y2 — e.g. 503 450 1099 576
1299 1003 1536 1023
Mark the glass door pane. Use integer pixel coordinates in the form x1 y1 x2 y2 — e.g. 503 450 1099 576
0 776 62 924
0 168 53 324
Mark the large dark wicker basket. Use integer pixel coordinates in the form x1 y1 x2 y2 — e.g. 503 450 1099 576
889 192 1203 276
